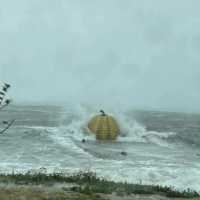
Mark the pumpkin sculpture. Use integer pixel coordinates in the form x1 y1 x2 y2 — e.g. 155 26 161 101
88 110 120 141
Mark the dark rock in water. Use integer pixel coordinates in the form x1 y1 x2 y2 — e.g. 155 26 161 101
121 151 127 156
82 139 86 143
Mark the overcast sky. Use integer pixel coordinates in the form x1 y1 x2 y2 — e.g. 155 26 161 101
0 0 200 112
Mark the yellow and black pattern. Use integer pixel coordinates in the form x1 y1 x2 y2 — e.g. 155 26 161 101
88 114 120 141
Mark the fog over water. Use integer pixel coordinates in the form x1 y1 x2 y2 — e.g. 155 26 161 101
1 1 200 191
0 0 200 112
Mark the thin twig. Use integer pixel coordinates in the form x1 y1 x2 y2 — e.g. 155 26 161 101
0 120 15 134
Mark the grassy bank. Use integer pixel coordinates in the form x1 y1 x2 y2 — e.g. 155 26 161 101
0 171 198 200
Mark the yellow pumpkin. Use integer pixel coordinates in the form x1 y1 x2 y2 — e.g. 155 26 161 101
88 112 120 140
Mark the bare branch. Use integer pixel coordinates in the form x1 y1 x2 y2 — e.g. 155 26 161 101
0 120 15 134
0 82 13 134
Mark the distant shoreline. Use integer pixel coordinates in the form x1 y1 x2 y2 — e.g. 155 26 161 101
5 103 200 115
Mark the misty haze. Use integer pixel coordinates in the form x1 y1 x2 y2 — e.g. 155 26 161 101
0 1 200 199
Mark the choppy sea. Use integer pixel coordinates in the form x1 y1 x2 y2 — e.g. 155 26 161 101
0 104 200 191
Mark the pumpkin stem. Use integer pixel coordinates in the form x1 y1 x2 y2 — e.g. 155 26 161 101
100 110 106 116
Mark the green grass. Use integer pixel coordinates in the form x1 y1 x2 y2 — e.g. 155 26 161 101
0 171 198 198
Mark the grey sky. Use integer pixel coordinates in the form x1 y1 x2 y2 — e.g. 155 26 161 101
0 0 200 112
